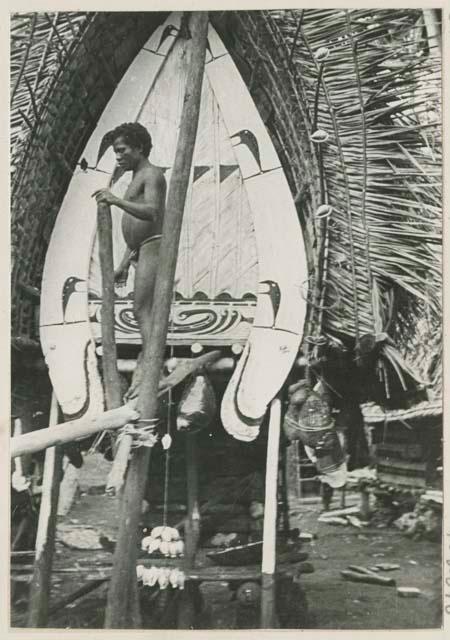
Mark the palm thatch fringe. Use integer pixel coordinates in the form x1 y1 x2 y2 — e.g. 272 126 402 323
267 9 441 397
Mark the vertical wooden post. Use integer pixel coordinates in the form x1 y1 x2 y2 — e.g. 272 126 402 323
279 442 290 536
97 201 122 411
13 418 24 478
185 432 201 562
260 397 281 629
285 441 302 523
177 432 201 629
104 12 208 628
97 198 131 497
27 394 62 627
98 194 134 497
97 193 143 624
360 487 370 520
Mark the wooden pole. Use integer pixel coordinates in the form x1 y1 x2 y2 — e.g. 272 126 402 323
104 12 209 628
12 418 24 479
185 433 201 562
97 200 122 410
260 397 281 629
11 404 139 458
27 394 63 627
177 432 201 629
97 196 134 496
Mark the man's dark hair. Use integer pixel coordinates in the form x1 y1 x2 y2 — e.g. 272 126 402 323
111 122 152 157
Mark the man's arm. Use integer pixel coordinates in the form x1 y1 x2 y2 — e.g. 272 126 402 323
94 171 166 223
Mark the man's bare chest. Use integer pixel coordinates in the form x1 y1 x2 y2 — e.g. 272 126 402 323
124 178 144 202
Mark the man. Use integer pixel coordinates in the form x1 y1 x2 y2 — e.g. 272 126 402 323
93 122 167 398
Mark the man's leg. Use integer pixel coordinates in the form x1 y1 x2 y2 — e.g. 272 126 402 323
125 240 160 400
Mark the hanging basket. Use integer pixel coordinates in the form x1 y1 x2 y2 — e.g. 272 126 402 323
283 387 346 483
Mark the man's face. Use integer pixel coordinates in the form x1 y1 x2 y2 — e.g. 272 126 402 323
113 136 143 171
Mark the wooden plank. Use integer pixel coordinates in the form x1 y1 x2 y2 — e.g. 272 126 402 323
376 458 427 472
377 472 426 488
27 394 62 627
13 560 313 583
260 397 281 629
104 12 209 629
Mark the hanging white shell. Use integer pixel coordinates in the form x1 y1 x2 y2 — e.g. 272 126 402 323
161 433 172 450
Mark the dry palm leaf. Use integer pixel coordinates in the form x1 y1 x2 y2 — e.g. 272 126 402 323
269 8 441 400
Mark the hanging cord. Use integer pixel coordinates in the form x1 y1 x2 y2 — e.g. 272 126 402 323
162 380 173 527
162 290 178 527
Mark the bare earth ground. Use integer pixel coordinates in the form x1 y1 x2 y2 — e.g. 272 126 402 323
12 490 442 630
294 505 442 630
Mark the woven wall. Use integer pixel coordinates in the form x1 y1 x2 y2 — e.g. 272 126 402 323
11 12 169 339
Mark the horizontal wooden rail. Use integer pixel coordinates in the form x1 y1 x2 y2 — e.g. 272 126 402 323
11 405 139 459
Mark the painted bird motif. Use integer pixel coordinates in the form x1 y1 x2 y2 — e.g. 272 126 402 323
231 129 263 174
62 276 85 322
157 24 179 51
258 279 281 328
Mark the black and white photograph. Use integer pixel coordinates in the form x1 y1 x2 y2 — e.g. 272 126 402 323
8 6 444 633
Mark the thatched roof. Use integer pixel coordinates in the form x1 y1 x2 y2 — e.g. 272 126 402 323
10 10 442 405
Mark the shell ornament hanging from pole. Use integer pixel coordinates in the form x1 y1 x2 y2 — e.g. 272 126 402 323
176 371 217 433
